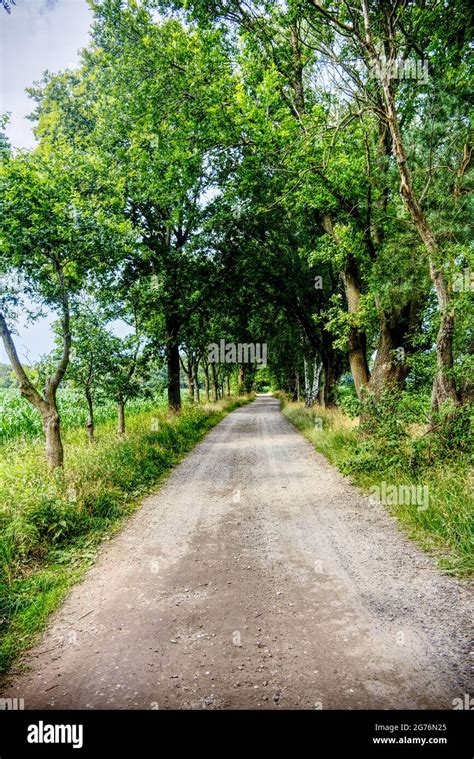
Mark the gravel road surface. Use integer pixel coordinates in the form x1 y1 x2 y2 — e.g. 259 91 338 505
4 396 472 709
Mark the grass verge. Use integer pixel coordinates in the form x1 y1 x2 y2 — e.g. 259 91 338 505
0 395 253 677
275 393 473 578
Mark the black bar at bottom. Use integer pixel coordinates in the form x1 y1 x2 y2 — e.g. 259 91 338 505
0 709 472 757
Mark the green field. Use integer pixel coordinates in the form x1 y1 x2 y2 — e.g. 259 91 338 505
0 387 166 443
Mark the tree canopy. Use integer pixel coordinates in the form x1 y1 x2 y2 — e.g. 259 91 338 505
0 0 472 467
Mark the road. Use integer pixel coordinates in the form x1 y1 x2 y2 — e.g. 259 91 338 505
3 396 472 709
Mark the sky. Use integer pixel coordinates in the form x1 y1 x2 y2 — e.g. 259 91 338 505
0 0 93 364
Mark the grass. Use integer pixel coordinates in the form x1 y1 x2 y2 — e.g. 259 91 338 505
276 393 473 578
0 394 253 677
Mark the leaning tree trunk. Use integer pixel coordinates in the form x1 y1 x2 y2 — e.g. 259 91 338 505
0 313 68 470
379 76 459 412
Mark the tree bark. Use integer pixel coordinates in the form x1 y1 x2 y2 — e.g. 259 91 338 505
238 365 245 395
185 370 194 403
193 360 200 402
0 312 66 469
311 359 323 400
322 214 370 398
369 320 407 396
203 363 210 402
42 407 64 470
290 23 305 117
165 313 181 411
303 358 313 407
210 363 218 402
342 264 370 398
369 298 422 397
321 359 337 408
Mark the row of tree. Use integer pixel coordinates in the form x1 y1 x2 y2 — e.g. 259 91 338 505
0 0 472 468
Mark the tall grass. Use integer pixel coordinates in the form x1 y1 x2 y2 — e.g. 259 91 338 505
0 395 252 675
277 394 473 577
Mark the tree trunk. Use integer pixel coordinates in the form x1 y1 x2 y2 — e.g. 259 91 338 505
0 313 67 469
369 323 407 396
210 363 218 403
238 365 245 395
311 359 323 400
165 314 181 411
193 361 200 403
85 386 94 444
379 76 459 411
368 300 422 397
226 375 231 396
322 359 337 408
117 395 125 435
304 358 313 407
321 215 370 398
42 406 64 469
186 372 194 403
342 265 370 399
203 364 210 402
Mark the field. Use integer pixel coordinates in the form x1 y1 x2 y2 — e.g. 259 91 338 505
0 387 165 443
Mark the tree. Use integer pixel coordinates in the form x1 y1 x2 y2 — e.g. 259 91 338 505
29 7 241 411
57 301 114 444
0 147 131 467
301 0 472 411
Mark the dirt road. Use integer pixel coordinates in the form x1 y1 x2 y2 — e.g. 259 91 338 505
4 396 472 709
